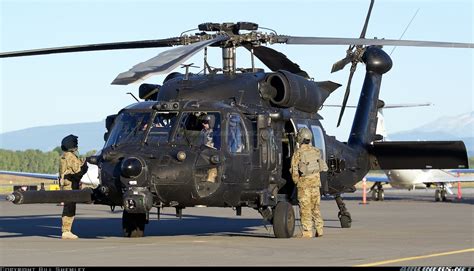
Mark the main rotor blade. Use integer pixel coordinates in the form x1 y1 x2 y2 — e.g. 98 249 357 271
0 38 183 58
282 36 474 48
244 44 309 78
337 63 356 127
112 35 229 85
324 102 432 109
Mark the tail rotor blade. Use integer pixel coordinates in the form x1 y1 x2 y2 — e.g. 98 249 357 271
359 0 375 39
337 63 357 127
331 55 353 73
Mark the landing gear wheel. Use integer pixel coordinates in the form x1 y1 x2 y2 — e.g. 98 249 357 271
377 190 384 201
371 190 378 201
441 190 447 202
339 213 352 228
335 195 351 228
272 201 295 238
122 211 146 238
435 190 441 202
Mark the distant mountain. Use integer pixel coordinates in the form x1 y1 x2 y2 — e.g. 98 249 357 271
0 121 105 153
390 112 474 156
1 112 473 156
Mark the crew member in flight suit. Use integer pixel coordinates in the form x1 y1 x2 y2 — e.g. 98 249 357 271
200 115 217 182
59 134 88 239
291 127 328 238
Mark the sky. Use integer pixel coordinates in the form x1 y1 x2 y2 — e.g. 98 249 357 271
1 0 472 141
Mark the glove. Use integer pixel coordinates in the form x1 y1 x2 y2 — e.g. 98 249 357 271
81 161 89 172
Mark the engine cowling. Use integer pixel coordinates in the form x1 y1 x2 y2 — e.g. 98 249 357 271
260 70 340 113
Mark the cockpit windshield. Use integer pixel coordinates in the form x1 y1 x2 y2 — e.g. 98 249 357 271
146 112 179 145
104 111 151 148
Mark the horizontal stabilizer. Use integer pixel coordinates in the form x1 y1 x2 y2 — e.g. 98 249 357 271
316 81 342 93
369 141 468 170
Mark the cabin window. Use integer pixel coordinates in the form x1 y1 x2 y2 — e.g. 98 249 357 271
175 111 221 149
227 114 247 154
310 125 326 161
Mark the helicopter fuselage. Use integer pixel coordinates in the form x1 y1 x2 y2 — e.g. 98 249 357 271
97 67 370 214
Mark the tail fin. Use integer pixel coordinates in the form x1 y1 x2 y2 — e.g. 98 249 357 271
348 47 392 148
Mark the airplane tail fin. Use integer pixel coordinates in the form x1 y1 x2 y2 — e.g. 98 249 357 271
375 106 388 140
375 102 432 141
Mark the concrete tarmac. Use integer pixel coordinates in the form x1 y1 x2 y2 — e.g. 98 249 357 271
0 188 473 266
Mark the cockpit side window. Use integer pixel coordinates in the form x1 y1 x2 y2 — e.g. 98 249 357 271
227 114 247 154
175 111 221 149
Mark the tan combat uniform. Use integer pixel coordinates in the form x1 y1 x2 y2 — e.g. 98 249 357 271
59 151 87 234
291 144 328 238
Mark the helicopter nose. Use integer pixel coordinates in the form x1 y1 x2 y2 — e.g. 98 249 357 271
121 157 143 178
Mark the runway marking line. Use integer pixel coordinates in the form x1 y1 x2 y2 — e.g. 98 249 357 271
355 248 474 267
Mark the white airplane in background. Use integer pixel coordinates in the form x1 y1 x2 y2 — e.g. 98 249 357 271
0 162 100 188
363 104 474 201
365 168 474 201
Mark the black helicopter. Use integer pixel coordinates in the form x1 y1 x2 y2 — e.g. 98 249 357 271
3 1 472 238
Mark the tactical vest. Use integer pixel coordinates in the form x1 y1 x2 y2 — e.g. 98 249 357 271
298 148 320 177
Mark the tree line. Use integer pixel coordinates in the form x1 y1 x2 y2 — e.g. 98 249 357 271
0 148 473 174
0 148 96 174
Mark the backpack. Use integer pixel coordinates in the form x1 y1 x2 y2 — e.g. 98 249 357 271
298 147 320 177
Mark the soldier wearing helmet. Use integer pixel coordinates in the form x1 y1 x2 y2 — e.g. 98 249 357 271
291 127 328 238
59 134 88 239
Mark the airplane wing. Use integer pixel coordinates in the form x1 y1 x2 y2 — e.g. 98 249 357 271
363 174 390 183
427 170 474 184
0 163 100 186
448 169 474 174
0 170 58 180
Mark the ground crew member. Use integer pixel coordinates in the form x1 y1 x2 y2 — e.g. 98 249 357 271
59 134 88 239
291 127 328 238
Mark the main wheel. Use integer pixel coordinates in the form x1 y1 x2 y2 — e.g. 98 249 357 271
272 201 295 238
371 190 378 201
441 190 448 202
435 190 441 202
122 211 146 238
377 190 384 201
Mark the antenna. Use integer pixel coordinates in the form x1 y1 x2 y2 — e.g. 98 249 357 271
126 92 139 102
390 8 420 56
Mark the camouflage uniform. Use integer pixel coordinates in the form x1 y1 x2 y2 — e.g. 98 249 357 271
291 144 328 238
59 151 87 235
